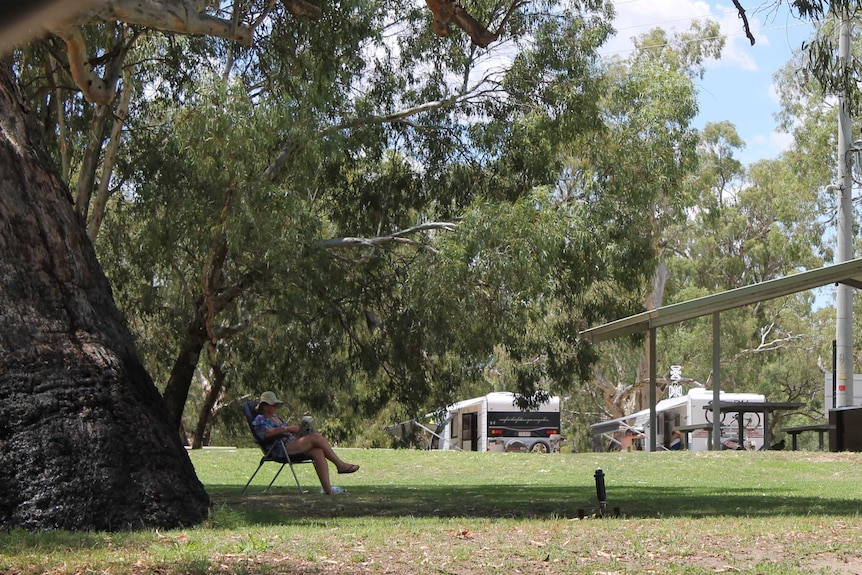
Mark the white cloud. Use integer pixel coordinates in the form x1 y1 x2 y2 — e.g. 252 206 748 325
745 130 793 161
601 0 764 72
770 130 794 152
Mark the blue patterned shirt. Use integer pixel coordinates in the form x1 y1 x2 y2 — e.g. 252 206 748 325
252 414 296 458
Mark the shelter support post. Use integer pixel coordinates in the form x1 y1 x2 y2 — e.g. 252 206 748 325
712 312 721 450
649 328 657 452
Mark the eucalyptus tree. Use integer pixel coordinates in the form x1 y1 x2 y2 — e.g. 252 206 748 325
1 0 574 530
0 0 847 530
658 125 827 438
561 22 722 421
94 0 627 444
773 18 862 253
0 65 213 531
772 19 862 397
690 121 746 210
643 11 862 438
791 0 862 118
565 1 862 431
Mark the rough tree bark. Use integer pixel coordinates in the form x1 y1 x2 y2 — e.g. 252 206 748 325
0 61 209 531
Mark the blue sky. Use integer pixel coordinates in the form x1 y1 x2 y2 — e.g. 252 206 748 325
602 2 838 308
604 0 820 166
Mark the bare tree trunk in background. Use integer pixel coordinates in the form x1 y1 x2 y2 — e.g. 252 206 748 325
0 61 209 531
631 260 671 412
192 343 225 449
162 300 210 433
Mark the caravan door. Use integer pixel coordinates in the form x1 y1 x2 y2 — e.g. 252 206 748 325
461 412 478 451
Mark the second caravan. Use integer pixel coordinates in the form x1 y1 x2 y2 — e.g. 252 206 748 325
590 388 767 452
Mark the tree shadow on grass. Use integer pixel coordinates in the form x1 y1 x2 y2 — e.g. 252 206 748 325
208 482 857 526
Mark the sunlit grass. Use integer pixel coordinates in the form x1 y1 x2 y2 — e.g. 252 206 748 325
2 448 862 574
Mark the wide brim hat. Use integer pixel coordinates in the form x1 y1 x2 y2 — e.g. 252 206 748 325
256 391 284 410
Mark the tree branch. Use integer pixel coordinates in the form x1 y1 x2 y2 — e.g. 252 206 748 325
211 315 258 339
490 0 528 41
280 0 322 20
727 321 807 362
57 0 254 44
46 25 119 104
424 0 499 47
45 0 252 103
264 80 500 182
313 221 458 250
335 94 469 130
87 70 133 241
732 0 756 46
43 0 508 105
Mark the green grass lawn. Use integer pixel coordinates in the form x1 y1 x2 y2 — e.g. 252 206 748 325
3 448 862 574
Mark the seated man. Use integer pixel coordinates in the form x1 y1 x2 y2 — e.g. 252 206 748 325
253 391 359 494
669 430 683 450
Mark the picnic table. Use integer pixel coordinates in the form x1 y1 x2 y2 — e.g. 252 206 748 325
674 423 713 450
704 401 805 449
780 423 834 450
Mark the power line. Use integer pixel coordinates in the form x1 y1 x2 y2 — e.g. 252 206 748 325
600 20 814 58
612 8 749 34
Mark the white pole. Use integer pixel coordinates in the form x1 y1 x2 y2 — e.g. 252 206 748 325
836 15 855 407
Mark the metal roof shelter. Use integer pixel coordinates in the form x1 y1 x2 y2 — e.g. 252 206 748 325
579 257 862 451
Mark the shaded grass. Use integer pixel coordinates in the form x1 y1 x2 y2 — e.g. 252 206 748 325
2 448 862 574
205 447 862 520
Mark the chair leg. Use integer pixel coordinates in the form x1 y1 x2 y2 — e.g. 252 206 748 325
262 464 287 494
288 462 306 494
241 460 267 495
243 458 309 495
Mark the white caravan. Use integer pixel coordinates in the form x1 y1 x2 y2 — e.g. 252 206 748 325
590 388 766 452
439 392 562 453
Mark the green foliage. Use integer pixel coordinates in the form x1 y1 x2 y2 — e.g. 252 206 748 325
91 0 657 441
553 22 708 418
18 0 777 447
584 14 838 423
657 120 828 429
630 19 724 79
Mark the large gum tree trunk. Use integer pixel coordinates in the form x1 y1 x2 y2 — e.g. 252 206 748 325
0 62 209 530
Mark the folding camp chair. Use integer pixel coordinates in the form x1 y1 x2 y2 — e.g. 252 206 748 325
241 400 314 494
